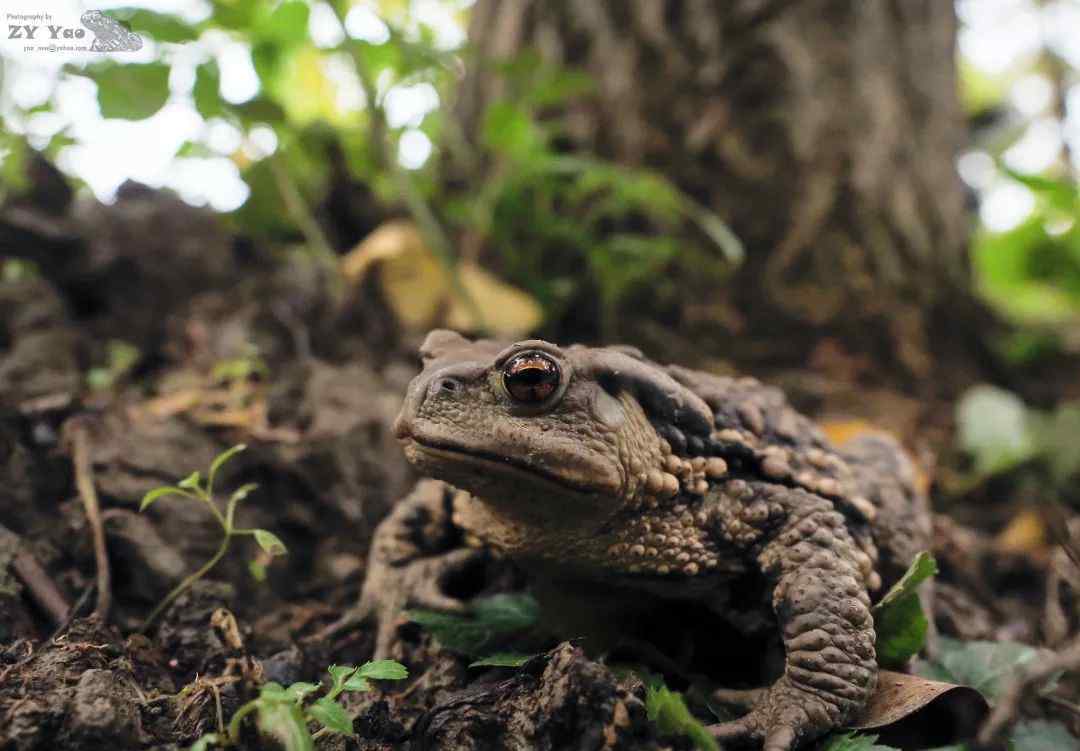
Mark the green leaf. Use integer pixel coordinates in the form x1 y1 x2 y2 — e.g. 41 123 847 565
482 101 542 160
875 552 937 612
229 483 260 505
820 731 898 751
872 553 941 669
208 444 246 493
407 593 539 656
355 659 408 681
327 664 358 687
341 674 369 692
178 471 202 491
83 62 171 120
468 652 534 668
140 486 185 512
258 681 290 701
972 219 1080 326
256 1 310 46
308 697 353 736
686 202 745 266
351 40 403 81
87 338 140 390
529 69 594 107
285 682 319 701
194 62 225 120
233 96 287 125
249 560 267 582
110 8 199 42
254 529 288 557
256 695 314 751
1010 719 1080 751
1003 168 1079 214
956 385 1038 477
874 593 928 669
915 638 1046 701
469 593 540 630
645 680 719 751
188 733 221 751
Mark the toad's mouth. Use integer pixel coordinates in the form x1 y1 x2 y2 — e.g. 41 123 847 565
403 438 605 497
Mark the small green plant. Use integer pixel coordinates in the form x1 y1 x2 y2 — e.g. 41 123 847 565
189 661 408 751
406 592 539 657
211 345 269 384
86 339 141 390
871 551 938 668
645 677 719 751
139 444 286 632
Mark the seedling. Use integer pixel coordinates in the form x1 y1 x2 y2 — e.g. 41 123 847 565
138 444 287 632
406 592 539 657
86 339 141 390
189 661 408 750
645 677 719 751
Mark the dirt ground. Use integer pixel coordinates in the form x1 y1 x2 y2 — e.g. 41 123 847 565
1 162 1077 750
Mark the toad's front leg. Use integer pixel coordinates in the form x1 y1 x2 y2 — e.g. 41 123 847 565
319 479 485 658
711 483 877 751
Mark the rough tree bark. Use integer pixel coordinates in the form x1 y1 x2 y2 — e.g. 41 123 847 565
458 0 974 387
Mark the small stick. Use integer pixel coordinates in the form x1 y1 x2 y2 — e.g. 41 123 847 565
11 548 70 625
69 421 111 622
978 634 1080 744
49 583 95 642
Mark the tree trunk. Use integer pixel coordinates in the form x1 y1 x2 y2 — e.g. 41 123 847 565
458 0 975 387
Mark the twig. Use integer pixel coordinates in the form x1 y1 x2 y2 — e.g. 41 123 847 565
268 152 341 296
978 633 1080 744
11 547 70 625
69 421 111 622
0 583 92 688
139 534 230 634
49 583 95 642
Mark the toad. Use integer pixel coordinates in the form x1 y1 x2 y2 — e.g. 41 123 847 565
351 330 930 750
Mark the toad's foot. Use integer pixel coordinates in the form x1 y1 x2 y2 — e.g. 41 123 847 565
360 545 486 659
318 480 485 658
709 676 852 751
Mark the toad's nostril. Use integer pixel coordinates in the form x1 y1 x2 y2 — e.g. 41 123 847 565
432 377 461 395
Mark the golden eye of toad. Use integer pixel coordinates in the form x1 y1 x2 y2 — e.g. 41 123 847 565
502 353 561 403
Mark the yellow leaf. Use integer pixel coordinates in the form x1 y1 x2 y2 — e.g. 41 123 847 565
341 220 541 336
380 244 448 328
340 220 426 283
447 262 542 337
995 509 1047 556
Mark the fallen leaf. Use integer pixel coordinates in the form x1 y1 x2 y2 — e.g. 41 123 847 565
446 262 543 337
139 389 205 420
341 220 542 337
850 670 986 730
341 220 447 327
994 509 1048 556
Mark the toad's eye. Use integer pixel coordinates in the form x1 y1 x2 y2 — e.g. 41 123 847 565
502 352 561 403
